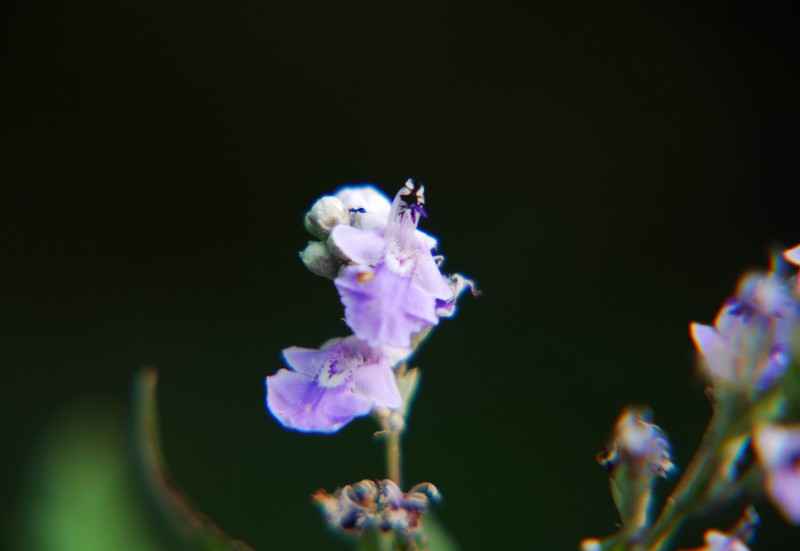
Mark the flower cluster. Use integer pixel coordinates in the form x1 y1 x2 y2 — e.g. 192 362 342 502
690 270 798 395
266 181 475 433
313 479 441 540
584 244 800 550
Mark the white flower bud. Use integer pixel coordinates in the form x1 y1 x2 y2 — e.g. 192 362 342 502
304 196 349 239
299 241 340 279
326 232 352 263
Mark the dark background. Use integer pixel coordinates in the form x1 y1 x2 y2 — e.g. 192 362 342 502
3 1 800 549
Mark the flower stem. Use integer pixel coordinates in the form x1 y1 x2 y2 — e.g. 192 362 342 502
642 399 741 551
386 428 402 487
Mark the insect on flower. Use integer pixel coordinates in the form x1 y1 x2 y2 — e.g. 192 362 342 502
398 179 427 223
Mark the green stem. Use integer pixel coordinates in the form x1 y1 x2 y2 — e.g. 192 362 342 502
642 399 742 551
386 428 402 487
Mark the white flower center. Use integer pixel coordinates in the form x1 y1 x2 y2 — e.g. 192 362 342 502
317 355 359 388
384 236 417 276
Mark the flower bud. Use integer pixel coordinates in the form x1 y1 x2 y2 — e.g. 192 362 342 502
299 241 340 279
304 196 349 239
598 407 674 531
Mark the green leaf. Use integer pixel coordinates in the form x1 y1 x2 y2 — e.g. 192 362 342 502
356 530 396 551
423 512 460 551
16 400 164 551
134 367 256 551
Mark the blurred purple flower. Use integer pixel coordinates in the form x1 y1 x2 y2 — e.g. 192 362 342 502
266 336 401 433
690 273 798 392
754 424 800 524
680 531 751 551
331 181 459 348
785 244 800 267
599 407 674 478
679 506 758 551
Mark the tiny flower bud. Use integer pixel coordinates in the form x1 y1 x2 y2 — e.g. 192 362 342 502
387 411 405 432
598 407 674 531
304 195 349 239
299 241 340 279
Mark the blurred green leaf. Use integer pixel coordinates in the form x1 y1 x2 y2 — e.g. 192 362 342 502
134 368 255 551
17 400 163 551
423 512 459 551
356 530 394 551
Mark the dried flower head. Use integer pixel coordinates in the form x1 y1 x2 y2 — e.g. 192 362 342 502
313 479 441 540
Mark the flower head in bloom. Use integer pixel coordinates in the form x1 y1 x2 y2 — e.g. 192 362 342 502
690 272 798 393
754 423 800 524
266 336 401 433
313 479 441 539
332 180 467 348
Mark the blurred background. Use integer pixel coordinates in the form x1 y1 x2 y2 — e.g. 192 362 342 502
3 1 800 549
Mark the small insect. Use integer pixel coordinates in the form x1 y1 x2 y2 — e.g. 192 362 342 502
398 179 428 223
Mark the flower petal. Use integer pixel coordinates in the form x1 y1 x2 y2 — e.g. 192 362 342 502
413 248 454 301
704 532 750 551
282 345 330 377
335 264 439 348
414 229 438 251
754 424 800 524
353 359 402 409
784 244 800 266
690 322 736 381
330 225 386 265
266 369 372 433
767 468 800 523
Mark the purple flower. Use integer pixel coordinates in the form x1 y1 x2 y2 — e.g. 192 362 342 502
266 336 402 433
331 181 457 348
690 273 798 393
754 423 800 524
